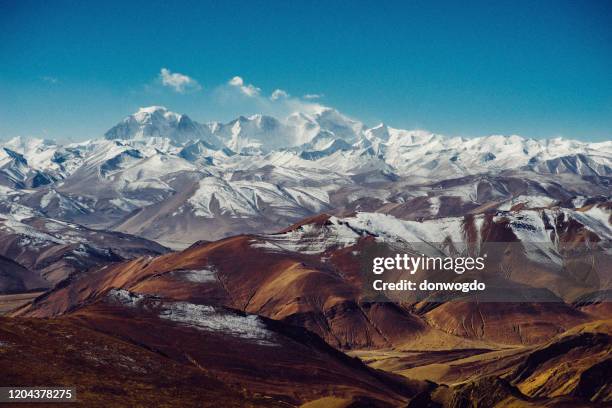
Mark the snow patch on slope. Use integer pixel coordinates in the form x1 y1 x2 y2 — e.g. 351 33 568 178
254 212 469 254
253 216 361 254
173 269 216 283
159 302 277 345
107 289 277 345
498 195 558 210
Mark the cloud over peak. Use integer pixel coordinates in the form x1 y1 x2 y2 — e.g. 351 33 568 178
228 76 260 97
159 68 201 93
219 75 326 118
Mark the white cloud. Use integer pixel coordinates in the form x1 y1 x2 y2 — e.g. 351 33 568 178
228 76 244 86
303 93 323 100
228 76 260 97
159 68 201 93
215 75 328 119
270 89 289 101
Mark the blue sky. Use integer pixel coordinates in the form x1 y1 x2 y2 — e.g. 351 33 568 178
1 0 611 142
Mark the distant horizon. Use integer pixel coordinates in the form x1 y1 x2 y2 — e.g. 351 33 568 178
0 104 610 147
1 103 611 146
2 1 611 142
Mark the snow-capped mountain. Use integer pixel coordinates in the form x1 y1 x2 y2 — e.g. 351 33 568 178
215 114 290 154
0 141 61 189
252 204 612 265
104 106 223 147
0 105 609 247
65 105 612 180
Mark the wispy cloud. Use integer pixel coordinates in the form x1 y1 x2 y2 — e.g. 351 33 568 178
212 74 327 119
228 76 260 97
303 93 323 100
270 89 289 101
159 68 201 93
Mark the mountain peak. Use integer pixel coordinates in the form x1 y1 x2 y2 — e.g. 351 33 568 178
4 135 56 149
365 123 390 141
132 106 180 122
104 107 222 146
137 105 168 114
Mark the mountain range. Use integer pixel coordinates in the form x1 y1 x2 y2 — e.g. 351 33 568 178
0 105 609 249
0 104 610 406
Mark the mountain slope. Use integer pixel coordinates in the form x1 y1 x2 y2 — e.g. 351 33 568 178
16 207 610 350
0 209 169 290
